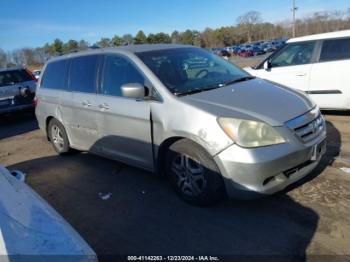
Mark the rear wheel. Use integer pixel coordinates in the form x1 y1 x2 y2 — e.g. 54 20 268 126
48 119 71 154
166 139 226 206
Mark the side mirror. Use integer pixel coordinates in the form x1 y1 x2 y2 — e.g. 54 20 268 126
263 60 271 70
121 83 145 99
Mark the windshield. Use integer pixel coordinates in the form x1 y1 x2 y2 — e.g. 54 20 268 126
137 47 250 95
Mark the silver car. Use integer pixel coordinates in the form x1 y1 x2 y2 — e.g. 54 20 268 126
35 45 326 205
0 67 37 114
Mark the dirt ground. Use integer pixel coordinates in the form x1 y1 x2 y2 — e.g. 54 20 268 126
229 54 268 68
1 111 350 259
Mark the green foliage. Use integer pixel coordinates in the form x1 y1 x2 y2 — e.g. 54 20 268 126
171 30 181 43
78 40 89 50
62 40 79 54
122 34 134 45
111 35 123 46
97 38 111 48
52 38 63 54
147 33 171 44
134 30 147 44
180 30 194 45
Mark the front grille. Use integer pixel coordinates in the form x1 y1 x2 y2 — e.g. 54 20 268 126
286 108 325 143
294 114 324 142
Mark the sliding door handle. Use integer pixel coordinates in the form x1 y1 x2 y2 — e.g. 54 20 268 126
98 103 110 110
82 101 92 107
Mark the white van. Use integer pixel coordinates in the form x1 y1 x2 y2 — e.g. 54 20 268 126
245 30 350 110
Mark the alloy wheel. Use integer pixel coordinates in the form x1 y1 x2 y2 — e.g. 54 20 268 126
171 154 206 196
51 125 65 151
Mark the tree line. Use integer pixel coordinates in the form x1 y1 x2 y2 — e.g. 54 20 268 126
0 8 349 69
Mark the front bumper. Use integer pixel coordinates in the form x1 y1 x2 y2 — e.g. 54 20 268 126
0 94 35 114
214 129 326 199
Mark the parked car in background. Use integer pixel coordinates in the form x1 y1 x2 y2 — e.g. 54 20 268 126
245 30 350 110
251 46 265 56
262 43 275 53
36 44 326 205
232 46 242 55
32 69 41 80
237 49 253 57
273 39 286 50
217 49 231 58
0 67 36 114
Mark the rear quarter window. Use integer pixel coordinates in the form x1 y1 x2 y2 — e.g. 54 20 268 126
320 38 350 62
41 60 69 90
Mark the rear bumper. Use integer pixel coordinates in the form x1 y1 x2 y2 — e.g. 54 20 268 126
0 103 34 114
214 134 326 199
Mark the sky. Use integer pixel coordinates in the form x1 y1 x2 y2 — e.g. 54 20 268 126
1 0 349 51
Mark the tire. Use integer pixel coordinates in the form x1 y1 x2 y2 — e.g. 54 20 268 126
48 118 71 154
166 139 226 206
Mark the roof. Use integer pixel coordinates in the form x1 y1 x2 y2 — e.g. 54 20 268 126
48 44 195 63
114 44 192 53
288 29 350 43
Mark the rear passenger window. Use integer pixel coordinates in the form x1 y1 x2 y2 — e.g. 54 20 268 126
100 55 144 97
41 60 69 90
320 38 350 62
69 55 98 93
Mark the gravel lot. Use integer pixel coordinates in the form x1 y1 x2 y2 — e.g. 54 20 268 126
1 110 350 258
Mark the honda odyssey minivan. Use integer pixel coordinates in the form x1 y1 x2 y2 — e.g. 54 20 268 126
35 44 326 205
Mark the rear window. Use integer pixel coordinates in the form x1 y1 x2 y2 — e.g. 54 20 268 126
320 38 350 62
41 60 69 90
69 55 99 93
0 69 33 87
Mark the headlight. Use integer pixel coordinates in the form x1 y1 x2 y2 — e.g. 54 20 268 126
218 118 285 147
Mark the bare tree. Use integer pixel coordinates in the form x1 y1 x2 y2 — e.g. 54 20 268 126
0 49 7 68
236 11 262 42
11 49 25 66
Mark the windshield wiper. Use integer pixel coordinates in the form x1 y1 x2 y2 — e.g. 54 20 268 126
174 76 255 96
220 76 255 87
174 86 220 96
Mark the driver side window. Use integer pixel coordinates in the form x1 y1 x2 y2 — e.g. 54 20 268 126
100 55 145 97
270 42 315 68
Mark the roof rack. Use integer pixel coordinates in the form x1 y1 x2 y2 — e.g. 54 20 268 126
58 46 100 56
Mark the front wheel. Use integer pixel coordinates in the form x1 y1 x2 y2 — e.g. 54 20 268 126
166 139 226 206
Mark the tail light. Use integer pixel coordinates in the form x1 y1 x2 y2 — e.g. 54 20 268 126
25 69 37 82
33 96 39 107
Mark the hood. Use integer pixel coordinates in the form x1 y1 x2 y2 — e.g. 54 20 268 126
181 78 314 126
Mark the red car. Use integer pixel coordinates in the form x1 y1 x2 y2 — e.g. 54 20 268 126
237 49 253 57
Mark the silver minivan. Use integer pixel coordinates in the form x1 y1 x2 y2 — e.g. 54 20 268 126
35 44 326 205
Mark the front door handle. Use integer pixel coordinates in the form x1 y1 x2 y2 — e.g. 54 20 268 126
98 103 110 110
82 100 92 107
296 73 307 77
